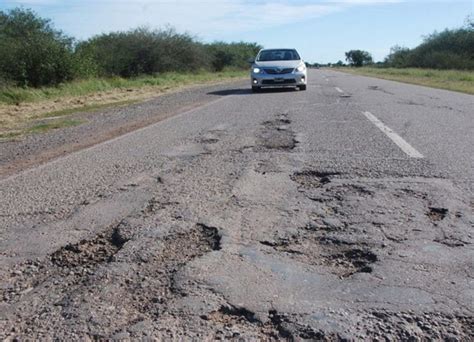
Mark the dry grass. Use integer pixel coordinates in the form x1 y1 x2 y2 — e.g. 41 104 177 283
0 71 246 139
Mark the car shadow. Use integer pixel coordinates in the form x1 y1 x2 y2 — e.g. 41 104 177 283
207 88 297 96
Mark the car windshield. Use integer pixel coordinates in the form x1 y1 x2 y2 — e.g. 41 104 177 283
257 49 300 62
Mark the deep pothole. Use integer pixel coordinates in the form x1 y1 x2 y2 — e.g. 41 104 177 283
51 222 129 268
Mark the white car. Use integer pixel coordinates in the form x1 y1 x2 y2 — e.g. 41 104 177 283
250 48 307 92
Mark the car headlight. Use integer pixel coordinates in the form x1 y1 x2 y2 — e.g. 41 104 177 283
253 67 261 74
296 64 306 72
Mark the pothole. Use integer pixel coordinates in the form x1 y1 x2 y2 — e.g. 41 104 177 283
368 85 394 95
51 222 129 268
203 305 300 340
291 171 341 189
195 223 222 251
260 234 378 278
434 237 466 247
427 207 448 222
206 304 259 324
2 220 132 304
326 248 377 276
125 223 222 315
198 137 219 144
256 115 297 151
1 222 222 326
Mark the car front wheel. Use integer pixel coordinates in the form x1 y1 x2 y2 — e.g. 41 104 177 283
298 85 307 91
252 86 261 92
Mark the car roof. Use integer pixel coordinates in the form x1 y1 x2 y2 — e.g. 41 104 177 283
260 48 297 51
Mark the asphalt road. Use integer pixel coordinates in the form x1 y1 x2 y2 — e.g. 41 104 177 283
1 70 473 340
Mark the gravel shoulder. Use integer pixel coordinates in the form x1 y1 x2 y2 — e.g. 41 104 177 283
0 80 247 178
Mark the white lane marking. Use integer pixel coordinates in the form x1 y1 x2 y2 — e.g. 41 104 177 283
335 87 344 93
362 111 424 159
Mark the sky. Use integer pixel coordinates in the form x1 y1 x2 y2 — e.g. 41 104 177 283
1 0 472 63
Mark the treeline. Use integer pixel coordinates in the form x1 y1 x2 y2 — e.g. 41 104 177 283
385 19 473 70
317 19 473 70
0 8 261 88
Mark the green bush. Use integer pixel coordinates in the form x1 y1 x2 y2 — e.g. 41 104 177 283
76 27 211 77
0 8 75 87
0 7 261 88
206 42 262 71
384 20 474 70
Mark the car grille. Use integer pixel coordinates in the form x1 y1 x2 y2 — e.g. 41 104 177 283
262 79 296 85
263 68 294 75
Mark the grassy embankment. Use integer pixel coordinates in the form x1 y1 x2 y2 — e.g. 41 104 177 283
0 70 247 139
335 67 474 95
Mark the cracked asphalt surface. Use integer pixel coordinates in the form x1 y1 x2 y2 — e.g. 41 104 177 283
0 70 473 340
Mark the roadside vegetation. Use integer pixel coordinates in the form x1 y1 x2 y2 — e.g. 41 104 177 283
0 8 260 91
0 70 247 105
339 68 474 94
0 70 246 138
0 7 260 137
315 18 473 94
383 19 473 70
344 50 373 67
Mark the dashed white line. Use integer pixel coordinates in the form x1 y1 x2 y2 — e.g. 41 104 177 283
362 111 424 159
335 87 344 93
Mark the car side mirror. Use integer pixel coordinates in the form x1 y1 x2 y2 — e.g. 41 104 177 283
248 58 255 64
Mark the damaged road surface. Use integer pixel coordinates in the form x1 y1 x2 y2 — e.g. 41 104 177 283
1 70 473 340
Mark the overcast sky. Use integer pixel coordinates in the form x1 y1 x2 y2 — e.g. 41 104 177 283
1 0 472 63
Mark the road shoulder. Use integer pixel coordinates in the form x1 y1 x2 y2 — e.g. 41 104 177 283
0 80 246 178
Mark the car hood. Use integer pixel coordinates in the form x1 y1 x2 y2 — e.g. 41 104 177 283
254 60 303 68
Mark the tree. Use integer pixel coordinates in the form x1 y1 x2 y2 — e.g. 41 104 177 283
384 45 412 68
206 42 262 71
0 8 74 87
345 50 373 67
78 27 210 77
